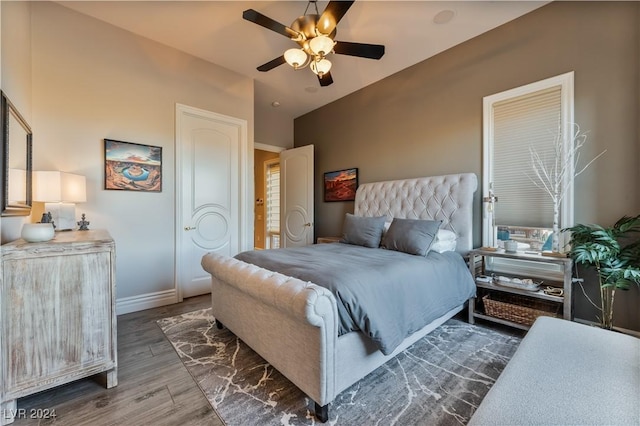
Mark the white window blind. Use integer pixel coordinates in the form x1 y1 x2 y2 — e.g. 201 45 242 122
265 162 280 248
492 86 561 228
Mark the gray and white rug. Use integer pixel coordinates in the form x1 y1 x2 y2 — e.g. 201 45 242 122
157 309 522 426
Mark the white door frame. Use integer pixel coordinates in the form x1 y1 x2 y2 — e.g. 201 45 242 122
175 103 252 301
255 142 286 153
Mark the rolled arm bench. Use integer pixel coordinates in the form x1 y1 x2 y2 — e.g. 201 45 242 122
469 316 640 425
201 253 339 420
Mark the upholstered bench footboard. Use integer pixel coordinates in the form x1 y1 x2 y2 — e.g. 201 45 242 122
201 253 339 415
469 316 640 425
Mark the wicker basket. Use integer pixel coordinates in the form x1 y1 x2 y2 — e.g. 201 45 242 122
482 293 560 326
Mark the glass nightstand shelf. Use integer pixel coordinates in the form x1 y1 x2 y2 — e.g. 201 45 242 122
467 248 573 330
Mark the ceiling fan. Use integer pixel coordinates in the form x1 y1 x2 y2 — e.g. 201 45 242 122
243 0 385 87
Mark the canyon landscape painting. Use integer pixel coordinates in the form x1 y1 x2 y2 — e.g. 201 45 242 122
324 168 358 202
104 139 162 192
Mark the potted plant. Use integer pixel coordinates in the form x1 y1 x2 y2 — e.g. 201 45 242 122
564 214 640 329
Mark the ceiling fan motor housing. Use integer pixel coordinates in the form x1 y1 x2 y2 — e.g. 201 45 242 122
291 14 337 57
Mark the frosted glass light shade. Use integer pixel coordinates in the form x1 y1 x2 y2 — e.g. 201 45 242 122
310 58 332 76
309 35 334 56
33 171 86 202
284 48 308 69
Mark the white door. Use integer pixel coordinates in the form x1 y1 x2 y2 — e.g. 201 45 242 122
176 104 250 299
280 145 314 247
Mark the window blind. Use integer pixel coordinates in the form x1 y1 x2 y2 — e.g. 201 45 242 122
265 162 280 235
492 86 561 228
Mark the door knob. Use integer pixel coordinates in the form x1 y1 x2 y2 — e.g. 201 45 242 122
304 223 312 227
184 226 195 231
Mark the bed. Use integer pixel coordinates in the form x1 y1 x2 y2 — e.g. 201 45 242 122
201 173 477 422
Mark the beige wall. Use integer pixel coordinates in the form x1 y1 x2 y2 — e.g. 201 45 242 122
0 1 33 243
255 80 294 149
19 2 254 308
295 2 640 330
1 1 31 119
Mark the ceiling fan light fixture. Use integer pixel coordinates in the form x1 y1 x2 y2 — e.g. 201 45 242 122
309 35 335 56
311 58 332 76
284 48 308 69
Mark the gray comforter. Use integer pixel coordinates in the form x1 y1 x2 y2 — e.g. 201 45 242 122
235 243 475 355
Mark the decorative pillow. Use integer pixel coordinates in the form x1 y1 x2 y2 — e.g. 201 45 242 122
437 229 457 242
340 214 387 248
381 218 442 256
431 239 457 253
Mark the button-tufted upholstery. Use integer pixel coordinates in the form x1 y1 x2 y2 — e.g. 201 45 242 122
354 173 477 254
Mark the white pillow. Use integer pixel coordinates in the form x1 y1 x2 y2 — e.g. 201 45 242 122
431 239 457 253
383 224 456 240
437 229 457 242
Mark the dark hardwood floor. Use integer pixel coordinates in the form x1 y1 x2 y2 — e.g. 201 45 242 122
12 295 223 426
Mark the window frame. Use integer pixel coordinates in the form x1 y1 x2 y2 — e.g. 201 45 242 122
264 158 280 249
482 71 575 250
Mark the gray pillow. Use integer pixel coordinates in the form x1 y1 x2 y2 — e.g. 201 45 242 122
381 218 442 256
340 214 387 248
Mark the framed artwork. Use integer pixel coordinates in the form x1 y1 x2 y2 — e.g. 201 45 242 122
104 139 162 192
324 168 358 202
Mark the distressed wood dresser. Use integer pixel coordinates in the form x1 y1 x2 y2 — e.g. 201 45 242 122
0 230 117 425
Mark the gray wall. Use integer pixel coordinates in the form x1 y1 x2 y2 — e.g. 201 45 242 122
295 2 640 330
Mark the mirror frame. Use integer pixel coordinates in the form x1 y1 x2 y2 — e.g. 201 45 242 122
1 91 33 216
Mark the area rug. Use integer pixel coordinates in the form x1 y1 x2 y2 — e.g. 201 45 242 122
157 309 522 426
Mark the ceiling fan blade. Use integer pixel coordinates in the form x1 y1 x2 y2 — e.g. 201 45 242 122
257 56 286 72
334 41 385 59
318 72 334 87
243 9 300 39
317 0 355 35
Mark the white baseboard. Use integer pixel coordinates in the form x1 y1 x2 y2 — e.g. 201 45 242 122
116 289 178 315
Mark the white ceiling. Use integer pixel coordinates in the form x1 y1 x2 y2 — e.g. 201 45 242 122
57 1 547 121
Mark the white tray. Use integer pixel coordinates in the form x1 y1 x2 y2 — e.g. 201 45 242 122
495 277 541 292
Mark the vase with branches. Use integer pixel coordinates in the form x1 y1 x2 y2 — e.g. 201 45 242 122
564 215 640 330
529 124 605 252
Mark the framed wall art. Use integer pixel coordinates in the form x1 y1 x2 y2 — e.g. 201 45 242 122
323 168 358 202
104 139 162 192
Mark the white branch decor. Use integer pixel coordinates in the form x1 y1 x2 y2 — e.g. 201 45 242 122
529 123 606 252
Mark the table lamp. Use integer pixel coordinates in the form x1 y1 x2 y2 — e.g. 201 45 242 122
33 171 86 231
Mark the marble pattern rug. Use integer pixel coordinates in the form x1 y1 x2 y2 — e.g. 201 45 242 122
157 309 522 426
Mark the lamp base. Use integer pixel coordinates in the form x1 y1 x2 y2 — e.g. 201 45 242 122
45 202 76 231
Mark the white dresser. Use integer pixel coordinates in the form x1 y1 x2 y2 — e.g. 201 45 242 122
0 230 117 425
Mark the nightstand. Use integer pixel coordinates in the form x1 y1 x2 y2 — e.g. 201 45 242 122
316 236 341 244
468 248 573 331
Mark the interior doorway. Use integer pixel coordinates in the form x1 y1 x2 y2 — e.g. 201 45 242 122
253 143 314 250
175 104 250 299
254 145 283 249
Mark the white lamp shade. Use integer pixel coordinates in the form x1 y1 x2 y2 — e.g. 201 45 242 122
284 48 308 69
310 58 332 76
309 35 335 56
33 171 86 203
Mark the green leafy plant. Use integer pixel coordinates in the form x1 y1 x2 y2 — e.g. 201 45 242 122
565 214 640 329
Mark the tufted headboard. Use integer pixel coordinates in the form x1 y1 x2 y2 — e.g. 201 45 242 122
354 173 478 254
